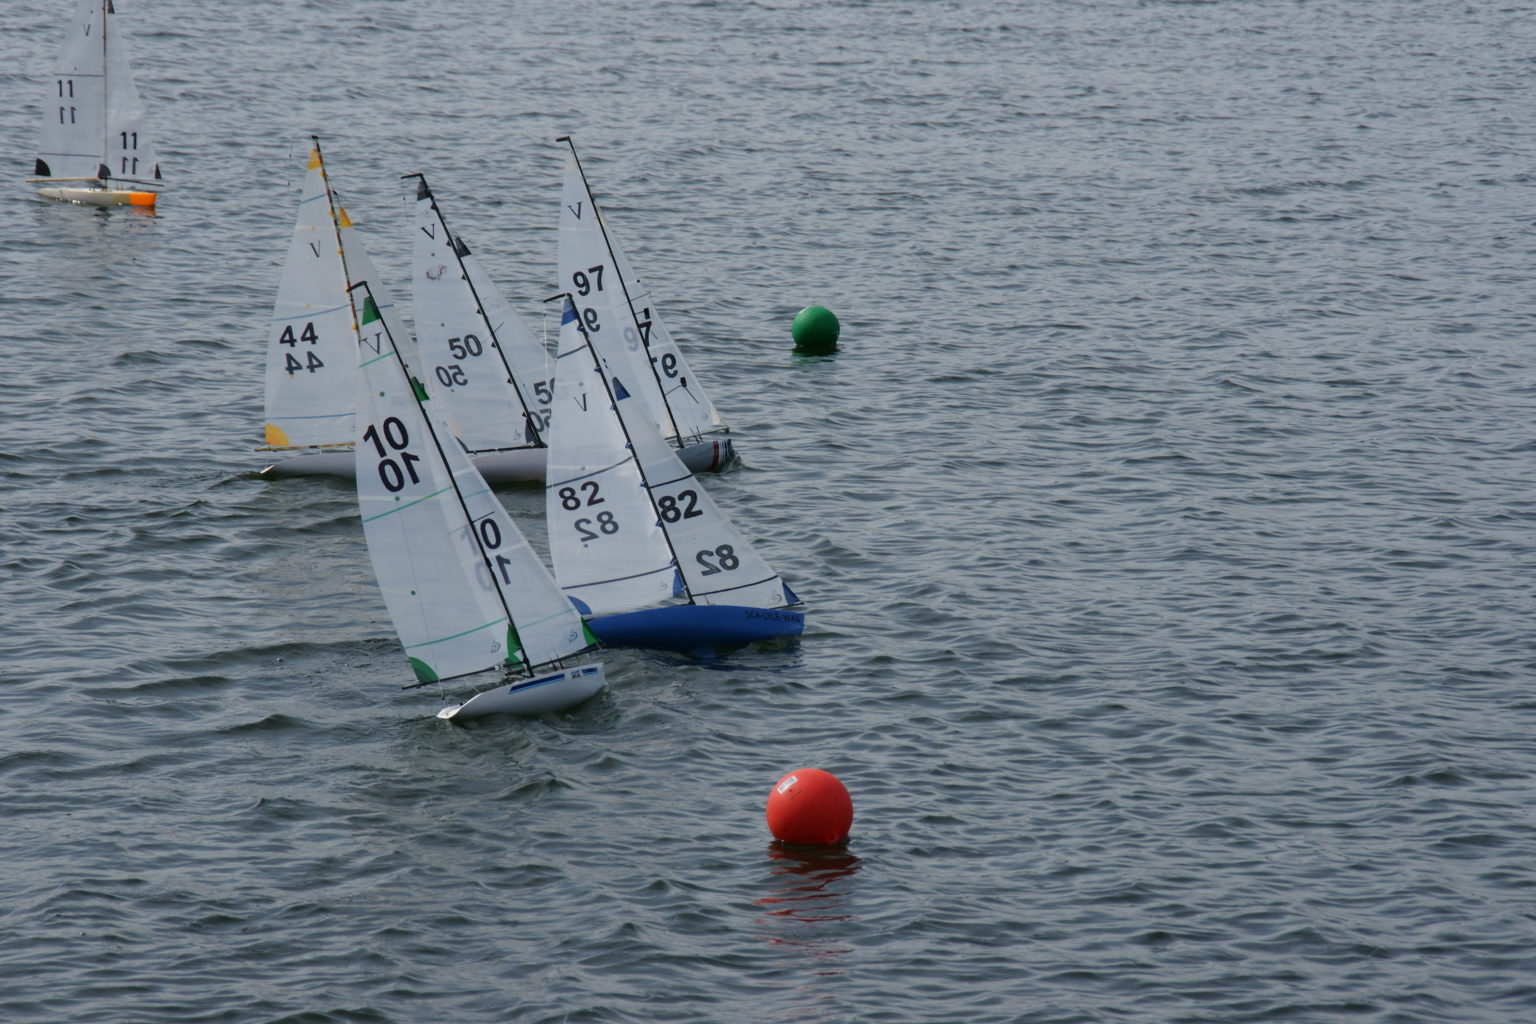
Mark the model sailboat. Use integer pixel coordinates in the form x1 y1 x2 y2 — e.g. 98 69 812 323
404 173 553 482
547 295 803 653
260 140 376 476
259 146 500 479
261 146 731 482
351 281 606 720
31 0 162 207
557 137 735 473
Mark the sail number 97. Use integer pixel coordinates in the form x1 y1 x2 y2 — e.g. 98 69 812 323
362 416 422 493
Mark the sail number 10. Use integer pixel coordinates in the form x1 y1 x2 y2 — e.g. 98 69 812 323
362 416 422 492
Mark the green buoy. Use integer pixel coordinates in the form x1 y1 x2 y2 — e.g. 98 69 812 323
791 305 840 354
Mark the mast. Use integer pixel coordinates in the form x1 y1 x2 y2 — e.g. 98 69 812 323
557 136 686 445
98 0 110 181
352 280 540 680
315 137 354 306
403 172 544 447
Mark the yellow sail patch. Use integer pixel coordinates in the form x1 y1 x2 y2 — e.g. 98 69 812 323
265 424 291 446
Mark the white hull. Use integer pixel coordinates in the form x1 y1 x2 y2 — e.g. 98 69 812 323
37 186 156 208
259 450 357 478
465 447 550 484
437 663 607 720
261 447 545 483
262 437 733 481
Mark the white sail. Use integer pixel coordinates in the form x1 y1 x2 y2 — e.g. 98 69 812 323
409 175 553 453
600 209 725 440
353 285 592 684
550 296 795 617
617 386 793 609
546 298 677 615
262 144 358 450
101 1 157 182
35 0 160 185
36 0 106 181
557 145 724 446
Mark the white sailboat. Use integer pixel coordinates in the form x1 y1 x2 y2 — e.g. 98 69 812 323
31 0 162 208
546 295 803 653
351 281 606 719
259 140 376 477
405 173 553 483
261 146 730 482
259 146 509 480
557 137 735 473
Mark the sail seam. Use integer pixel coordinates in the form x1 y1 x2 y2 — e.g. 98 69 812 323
270 302 349 323
362 485 453 523
546 454 638 488
685 574 782 600
402 616 509 651
268 412 351 423
563 565 675 590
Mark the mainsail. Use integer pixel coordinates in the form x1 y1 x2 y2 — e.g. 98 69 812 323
556 140 725 447
408 174 553 455
353 285 594 684
264 141 411 453
546 298 678 616
547 296 797 621
35 0 160 185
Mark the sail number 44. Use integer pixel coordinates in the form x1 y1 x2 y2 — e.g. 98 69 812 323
277 321 324 375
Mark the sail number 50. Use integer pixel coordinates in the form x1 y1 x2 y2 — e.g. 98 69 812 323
362 416 422 493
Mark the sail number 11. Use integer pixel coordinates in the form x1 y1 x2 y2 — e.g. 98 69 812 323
362 416 422 492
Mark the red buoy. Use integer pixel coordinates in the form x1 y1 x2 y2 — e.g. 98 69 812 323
766 768 853 845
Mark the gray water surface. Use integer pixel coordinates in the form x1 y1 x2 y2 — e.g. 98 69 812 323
4 1 1536 1021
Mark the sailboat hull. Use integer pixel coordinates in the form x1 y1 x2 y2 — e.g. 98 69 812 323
680 435 736 473
437 663 607 720
587 604 803 654
37 186 156 207
262 437 733 481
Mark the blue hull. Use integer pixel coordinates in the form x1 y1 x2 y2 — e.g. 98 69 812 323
587 603 803 654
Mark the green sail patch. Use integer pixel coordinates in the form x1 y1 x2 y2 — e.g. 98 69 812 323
409 657 438 684
361 295 381 325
